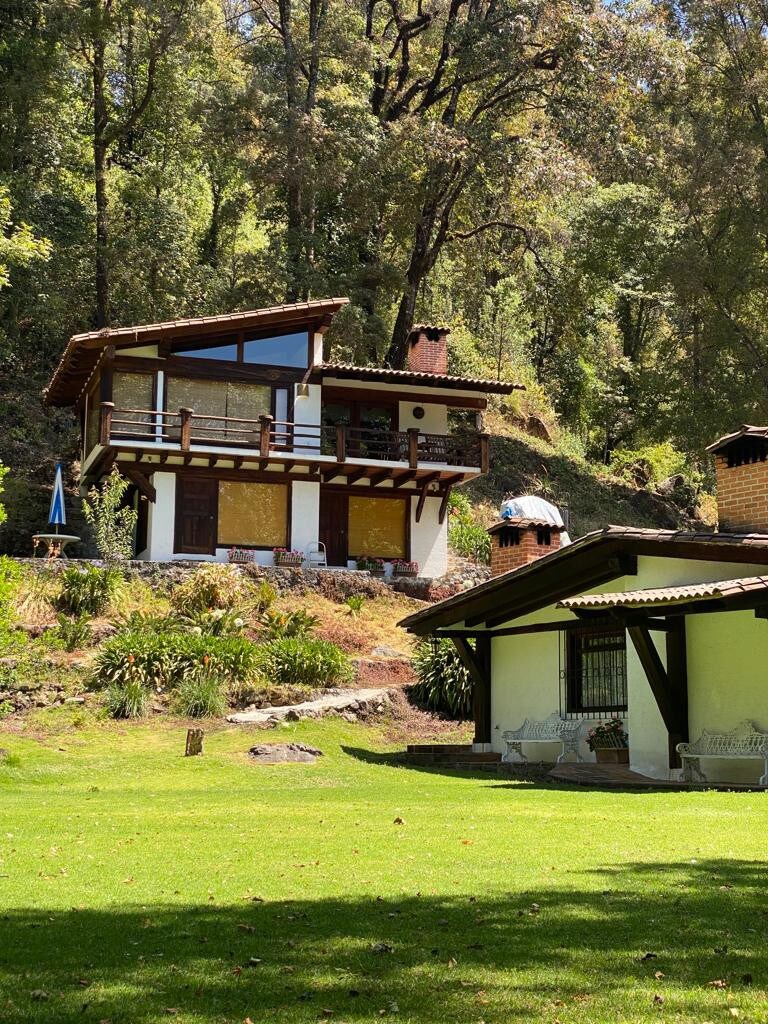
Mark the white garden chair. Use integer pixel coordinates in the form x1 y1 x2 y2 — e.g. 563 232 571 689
305 541 328 570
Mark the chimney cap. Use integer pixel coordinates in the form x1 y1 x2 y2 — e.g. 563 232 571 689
706 424 768 455
408 323 451 342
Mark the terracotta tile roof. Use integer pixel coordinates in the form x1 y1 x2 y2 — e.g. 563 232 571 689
398 524 768 633
487 517 565 533
706 424 768 454
45 299 349 406
313 363 523 394
558 576 768 610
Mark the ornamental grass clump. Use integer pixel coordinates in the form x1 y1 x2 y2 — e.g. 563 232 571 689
169 563 252 617
56 564 122 617
171 657 227 718
259 636 352 687
104 656 149 719
410 638 472 718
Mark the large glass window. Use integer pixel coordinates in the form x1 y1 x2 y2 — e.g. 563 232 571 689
561 625 627 717
348 496 406 558
218 481 288 548
112 371 154 437
243 331 308 368
176 341 239 361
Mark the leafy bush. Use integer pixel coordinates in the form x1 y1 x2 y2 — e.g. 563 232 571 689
170 563 252 616
111 610 179 633
609 442 696 489
82 467 138 562
53 613 92 652
0 462 7 530
105 677 149 719
56 564 121 616
179 608 245 636
171 661 227 718
260 608 318 639
447 492 491 564
410 638 472 718
94 630 259 691
259 636 352 687
344 595 365 617
0 556 21 630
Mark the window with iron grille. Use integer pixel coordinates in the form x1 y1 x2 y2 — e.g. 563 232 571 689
559 624 627 719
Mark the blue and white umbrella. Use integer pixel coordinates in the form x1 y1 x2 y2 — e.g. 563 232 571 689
48 462 67 530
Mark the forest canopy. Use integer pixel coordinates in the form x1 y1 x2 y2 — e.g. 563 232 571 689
1 0 768 471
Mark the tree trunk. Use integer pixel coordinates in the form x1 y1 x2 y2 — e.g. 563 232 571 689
92 25 110 328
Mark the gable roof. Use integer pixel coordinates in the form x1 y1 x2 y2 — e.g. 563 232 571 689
399 526 768 634
706 424 768 454
311 363 522 395
45 299 350 406
558 576 768 611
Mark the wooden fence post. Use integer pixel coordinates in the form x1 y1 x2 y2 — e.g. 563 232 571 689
99 402 115 446
185 728 204 757
179 407 193 451
259 414 273 458
335 424 347 463
407 428 419 469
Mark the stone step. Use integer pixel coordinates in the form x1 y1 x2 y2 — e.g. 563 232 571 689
406 743 473 754
405 750 501 765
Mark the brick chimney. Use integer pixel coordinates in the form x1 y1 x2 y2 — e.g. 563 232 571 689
488 519 563 577
407 324 449 375
707 425 768 533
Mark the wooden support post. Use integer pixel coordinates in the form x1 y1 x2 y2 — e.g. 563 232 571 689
99 402 115 446
415 486 429 523
453 636 492 746
480 433 490 474
185 728 204 757
627 621 688 768
407 428 419 469
259 414 273 458
179 407 193 451
664 617 688 768
336 424 347 463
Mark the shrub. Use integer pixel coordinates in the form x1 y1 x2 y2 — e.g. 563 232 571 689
179 608 245 636
104 677 149 719
171 660 227 718
53 613 92 652
448 492 491 564
0 556 22 629
112 610 178 633
344 595 365 618
94 630 259 691
56 564 121 616
259 636 352 687
170 563 251 616
410 638 472 718
14 569 59 624
82 467 138 562
260 608 318 639
0 462 7 530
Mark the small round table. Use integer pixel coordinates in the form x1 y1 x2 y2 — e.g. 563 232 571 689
32 534 81 559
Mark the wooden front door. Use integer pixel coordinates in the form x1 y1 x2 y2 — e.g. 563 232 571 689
175 477 217 554
319 490 348 566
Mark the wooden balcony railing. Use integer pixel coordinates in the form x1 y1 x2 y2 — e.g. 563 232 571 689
98 403 489 471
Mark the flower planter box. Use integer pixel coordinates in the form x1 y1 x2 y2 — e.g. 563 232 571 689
369 569 386 577
394 569 417 578
228 551 254 564
595 747 629 765
274 554 303 568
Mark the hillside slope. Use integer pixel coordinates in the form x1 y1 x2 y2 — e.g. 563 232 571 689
464 431 706 538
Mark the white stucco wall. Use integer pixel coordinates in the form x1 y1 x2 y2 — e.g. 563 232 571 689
399 401 448 434
410 495 448 577
146 472 176 560
291 480 321 557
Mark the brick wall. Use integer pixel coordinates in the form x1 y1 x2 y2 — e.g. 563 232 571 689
407 328 448 375
715 455 768 533
490 526 561 577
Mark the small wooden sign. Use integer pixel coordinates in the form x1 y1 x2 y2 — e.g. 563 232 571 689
185 728 204 757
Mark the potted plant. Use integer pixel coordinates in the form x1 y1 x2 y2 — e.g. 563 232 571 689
357 555 386 576
228 546 254 564
273 547 303 567
587 718 629 764
392 559 418 577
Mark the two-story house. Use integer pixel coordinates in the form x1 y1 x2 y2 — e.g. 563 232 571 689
44 298 520 576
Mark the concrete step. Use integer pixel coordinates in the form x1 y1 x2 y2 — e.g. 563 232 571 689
405 750 502 766
406 743 473 754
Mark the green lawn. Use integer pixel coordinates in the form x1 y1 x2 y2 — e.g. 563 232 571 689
1 717 767 1024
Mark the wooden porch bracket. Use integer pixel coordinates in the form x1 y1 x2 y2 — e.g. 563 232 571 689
415 486 429 523
121 466 156 503
438 486 452 525
452 636 492 745
627 620 688 768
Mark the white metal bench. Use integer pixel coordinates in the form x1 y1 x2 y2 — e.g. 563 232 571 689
676 721 768 785
502 713 585 764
